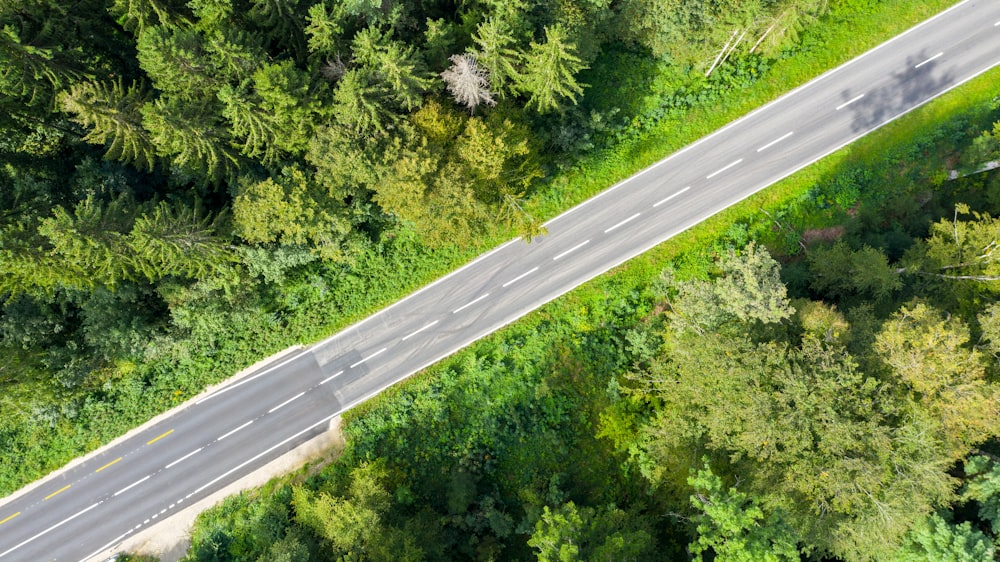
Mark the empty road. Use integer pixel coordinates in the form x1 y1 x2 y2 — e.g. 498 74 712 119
2 0 1000 559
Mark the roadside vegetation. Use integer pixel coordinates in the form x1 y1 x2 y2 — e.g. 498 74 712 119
4 0 1000 560
176 62 1000 561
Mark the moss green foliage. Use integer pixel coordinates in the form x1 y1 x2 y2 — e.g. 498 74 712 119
7 0 1000 560
0 0 962 500
178 57 1000 561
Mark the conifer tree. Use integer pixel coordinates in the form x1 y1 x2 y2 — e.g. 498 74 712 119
128 200 234 281
108 0 180 35
60 79 157 171
516 25 586 113
441 53 495 114
142 97 240 184
472 17 521 98
136 25 219 101
351 27 433 112
331 68 397 139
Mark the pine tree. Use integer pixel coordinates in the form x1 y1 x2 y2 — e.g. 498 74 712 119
351 27 432 111
142 97 240 184
128 200 234 281
472 17 521 98
59 79 157 171
108 0 180 35
0 23 81 107
248 0 307 58
516 25 586 113
331 68 397 139
304 3 343 58
136 25 219 101
36 195 138 288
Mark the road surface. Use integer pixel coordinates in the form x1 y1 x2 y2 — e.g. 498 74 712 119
2 0 999 559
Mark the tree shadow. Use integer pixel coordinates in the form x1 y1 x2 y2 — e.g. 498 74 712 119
843 51 955 133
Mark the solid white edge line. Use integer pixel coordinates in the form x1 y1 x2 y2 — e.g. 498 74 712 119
268 392 306 414
192 413 339 497
77 528 132 562
756 131 794 152
502 267 540 288
914 52 944 68
315 238 521 347
35 11 991 561
706 158 744 179
319 370 344 384
113 476 150 497
835 93 865 110
336 59 1000 440
604 213 641 234
349 348 387 368
402 320 439 341
540 0 974 228
452 293 491 314
197 349 310 404
165 447 203 469
217 420 253 441
653 186 691 207
0 501 103 558
553 240 590 261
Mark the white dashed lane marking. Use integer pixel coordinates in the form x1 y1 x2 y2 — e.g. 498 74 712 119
553 240 590 261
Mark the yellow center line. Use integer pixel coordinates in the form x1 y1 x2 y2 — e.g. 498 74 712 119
0 512 20 525
95 457 122 473
146 429 174 445
44 484 71 500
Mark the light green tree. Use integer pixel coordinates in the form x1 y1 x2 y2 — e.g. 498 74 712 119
905 204 1000 285
893 513 994 562
516 25 586 113
668 243 793 332
528 501 656 562
232 166 351 260
688 460 800 562
59 79 156 171
648 327 955 561
875 303 1000 460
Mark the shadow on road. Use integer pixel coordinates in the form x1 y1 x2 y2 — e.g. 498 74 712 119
842 50 955 133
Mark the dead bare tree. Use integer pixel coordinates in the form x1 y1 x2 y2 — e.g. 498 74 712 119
440 53 496 114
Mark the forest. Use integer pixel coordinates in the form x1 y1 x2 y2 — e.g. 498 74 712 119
173 77 1000 561
3 0 1000 560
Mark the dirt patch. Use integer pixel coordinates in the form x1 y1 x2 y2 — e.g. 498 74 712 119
802 225 846 246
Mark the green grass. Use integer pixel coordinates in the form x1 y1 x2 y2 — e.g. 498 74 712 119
528 0 961 220
0 0 976 498
296 0 967 352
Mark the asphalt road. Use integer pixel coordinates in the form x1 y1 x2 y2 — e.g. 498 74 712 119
3 1 1000 559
